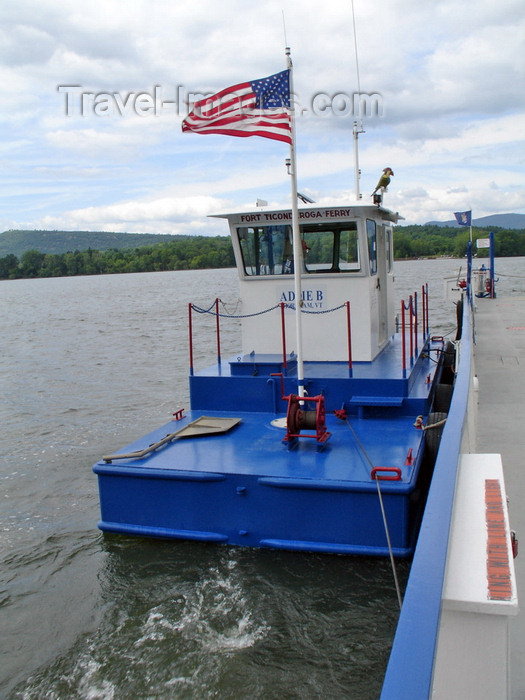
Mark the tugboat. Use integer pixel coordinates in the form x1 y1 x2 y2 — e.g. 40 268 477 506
92 48 518 700
93 197 454 558
93 50 458 558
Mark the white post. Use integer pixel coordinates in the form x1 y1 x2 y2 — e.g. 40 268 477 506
353 121 362 201
285 47 305 398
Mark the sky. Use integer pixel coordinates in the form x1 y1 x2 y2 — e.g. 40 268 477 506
1 0 524 236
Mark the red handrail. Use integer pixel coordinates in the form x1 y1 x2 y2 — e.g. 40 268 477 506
215 298 221 365
346 301 353 374
409 295 414 362
414 291 418 357
401 300 407 375
188 302 194 375
424 283 429 336
422 285 426 339
401 283 429 373
188 299 353 375
280 302 287 370
371 466 402 481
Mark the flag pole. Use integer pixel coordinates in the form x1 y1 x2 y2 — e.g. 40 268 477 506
285 46 305 399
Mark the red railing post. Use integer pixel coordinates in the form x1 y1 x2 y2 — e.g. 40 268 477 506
346 301 353 375
188 302 194 376
280 302 287 370
421 285 426 341
421 284 427 341
414 290 418 357
215 297 221 365
425 283 429 337
409 295 414 365
401 300 406 376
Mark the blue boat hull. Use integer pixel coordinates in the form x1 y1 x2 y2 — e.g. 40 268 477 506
94 336 440 557
94 437 418 557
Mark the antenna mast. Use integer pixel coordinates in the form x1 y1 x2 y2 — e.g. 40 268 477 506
353 121 364 201
351 0 364 200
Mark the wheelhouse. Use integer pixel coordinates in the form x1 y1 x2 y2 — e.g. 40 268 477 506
212 204 400 362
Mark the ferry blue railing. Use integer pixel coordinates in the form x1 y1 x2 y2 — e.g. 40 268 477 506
381 281 473 699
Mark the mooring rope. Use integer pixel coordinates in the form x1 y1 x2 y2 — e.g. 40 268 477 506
422 418 447 430
344 418 403 609
374 477 403 610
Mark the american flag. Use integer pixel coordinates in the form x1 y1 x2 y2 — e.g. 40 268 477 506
182 70 292 144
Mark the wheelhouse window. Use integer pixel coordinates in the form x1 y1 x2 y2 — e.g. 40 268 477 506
236 221 360 276
366 219 377 275
302 223 360 273
385 226 393 272
237 225 293 275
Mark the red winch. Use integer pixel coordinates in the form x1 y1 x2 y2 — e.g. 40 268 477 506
283 393 331 447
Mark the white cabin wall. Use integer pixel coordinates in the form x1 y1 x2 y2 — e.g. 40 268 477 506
221 205 401 362
238 275 377 361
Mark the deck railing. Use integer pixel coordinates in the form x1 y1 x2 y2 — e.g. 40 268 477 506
190 286 428 378
188 299 353 375
401 284 429 375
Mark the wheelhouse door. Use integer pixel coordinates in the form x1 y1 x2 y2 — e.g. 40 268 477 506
367 219 388 347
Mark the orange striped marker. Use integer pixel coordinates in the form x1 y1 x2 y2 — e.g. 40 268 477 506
485 479 512 601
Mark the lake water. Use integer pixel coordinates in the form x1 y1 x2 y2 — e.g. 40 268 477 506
1 258 524 699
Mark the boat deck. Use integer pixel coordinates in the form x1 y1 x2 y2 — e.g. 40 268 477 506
94 404 426 555
94 333 442 556
96 407 423 486
190 331 440 414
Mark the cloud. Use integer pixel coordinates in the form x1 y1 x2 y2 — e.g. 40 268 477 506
34 195 229 235
0 24 55 67
0 0 523 234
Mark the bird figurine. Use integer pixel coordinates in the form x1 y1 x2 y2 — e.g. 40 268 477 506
372 167 394 194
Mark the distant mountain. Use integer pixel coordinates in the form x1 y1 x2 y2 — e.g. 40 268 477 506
0 229 185 258
426 213 525 229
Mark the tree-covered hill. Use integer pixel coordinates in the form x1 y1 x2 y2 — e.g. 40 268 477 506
0 229 184 258
394 224 525 258
0 224 523 280
0 235 235 279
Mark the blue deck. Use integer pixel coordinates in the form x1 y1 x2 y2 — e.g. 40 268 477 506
94 334 442 556
190 332 435 415
95 408 422 483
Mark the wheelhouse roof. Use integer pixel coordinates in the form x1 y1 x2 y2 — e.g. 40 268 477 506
209 203 403 225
